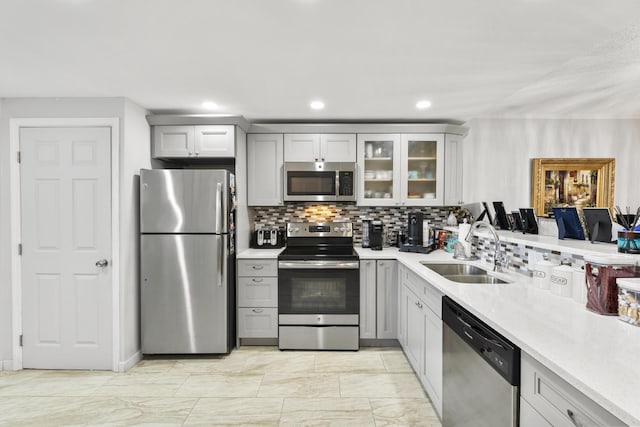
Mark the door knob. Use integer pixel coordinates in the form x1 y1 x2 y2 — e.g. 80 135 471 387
95 259 109 268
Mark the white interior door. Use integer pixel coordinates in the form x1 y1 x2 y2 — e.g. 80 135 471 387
20 127 112 370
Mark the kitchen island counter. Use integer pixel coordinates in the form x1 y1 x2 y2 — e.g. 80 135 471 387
360 247 640 425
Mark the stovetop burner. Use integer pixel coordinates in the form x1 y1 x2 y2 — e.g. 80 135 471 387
278 221 358 261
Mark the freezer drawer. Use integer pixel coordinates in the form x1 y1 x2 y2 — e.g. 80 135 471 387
141 234 230 354
140 169 230 233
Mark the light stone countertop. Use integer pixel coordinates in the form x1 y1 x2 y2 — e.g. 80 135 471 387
236 248 284 259
238 245 640 424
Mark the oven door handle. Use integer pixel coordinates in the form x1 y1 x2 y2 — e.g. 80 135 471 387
278 260 360 269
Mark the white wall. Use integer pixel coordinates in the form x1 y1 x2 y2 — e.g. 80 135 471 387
119 99 151 368
463 118 640 211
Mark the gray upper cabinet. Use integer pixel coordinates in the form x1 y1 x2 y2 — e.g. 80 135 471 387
284 133 356 162
247 134 284 206
153 125 235 158
444 133 464 205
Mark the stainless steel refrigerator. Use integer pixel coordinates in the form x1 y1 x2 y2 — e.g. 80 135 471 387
140 169 235 354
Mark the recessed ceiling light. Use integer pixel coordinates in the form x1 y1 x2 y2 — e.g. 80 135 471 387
416 100 432 110
202 101 219 110
310 100 325 110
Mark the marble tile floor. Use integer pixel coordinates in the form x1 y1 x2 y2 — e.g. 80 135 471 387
0 347 442 426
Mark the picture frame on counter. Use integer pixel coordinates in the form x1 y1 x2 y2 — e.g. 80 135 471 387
531 158 615 217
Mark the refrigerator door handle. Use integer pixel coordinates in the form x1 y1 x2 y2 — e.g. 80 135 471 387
215 182 222 234
217 235 224 287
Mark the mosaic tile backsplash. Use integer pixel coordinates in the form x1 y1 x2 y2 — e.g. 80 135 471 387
251 203 457 246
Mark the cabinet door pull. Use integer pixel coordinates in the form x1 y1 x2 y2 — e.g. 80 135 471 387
252 278 264 283
252 308 264 313
252 265 264 270
566 409 583 427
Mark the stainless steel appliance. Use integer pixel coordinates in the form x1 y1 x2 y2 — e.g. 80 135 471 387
443 296 520 427
251 227 284 248
278 222 359 350
140 169 236 354
284 162 356 202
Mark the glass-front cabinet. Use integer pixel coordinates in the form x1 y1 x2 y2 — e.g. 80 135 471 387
357 134 401 206
401 134 445 206
357 133 445 206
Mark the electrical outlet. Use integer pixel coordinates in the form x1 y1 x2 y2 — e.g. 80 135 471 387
528 251 544 272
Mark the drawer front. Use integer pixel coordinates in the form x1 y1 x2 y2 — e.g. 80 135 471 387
237 259 278 277
237 307 278 338
521 353 626 427
403 267 425 299
238 277 278 307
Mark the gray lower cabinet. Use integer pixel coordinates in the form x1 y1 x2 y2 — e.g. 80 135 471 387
359 259 398 339
398 264 443 418
520 352 626 427
237 259 278 338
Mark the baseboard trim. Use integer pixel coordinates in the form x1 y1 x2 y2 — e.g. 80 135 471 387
118 351 142 372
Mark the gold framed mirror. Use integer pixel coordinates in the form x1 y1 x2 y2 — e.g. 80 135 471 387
531 158 615 217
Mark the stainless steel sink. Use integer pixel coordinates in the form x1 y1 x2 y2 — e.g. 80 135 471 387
419 262 510 284
419 262 487 276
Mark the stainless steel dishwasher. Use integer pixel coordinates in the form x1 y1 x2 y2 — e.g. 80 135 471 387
442 296 520 427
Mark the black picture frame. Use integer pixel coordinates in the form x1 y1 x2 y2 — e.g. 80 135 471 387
583 207 613 243
511 211 523 231
492 201 511 230
520 208 539 235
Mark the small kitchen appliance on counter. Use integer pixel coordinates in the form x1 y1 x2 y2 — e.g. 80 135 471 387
400 211 434 253
278 222 359 351
369 220 384 250
251 227 284 248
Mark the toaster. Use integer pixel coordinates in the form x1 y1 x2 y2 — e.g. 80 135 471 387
251 228 284 248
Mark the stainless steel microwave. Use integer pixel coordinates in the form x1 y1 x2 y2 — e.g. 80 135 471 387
284 162 356 202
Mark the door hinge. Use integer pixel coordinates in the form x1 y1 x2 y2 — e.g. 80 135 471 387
19 335 23 347
18 244 22 255
17 151 21 163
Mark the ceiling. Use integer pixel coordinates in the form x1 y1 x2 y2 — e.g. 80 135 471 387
1 0 640 122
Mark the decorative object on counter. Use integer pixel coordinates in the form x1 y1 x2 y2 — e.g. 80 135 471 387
446 211 457 226
530 158 615 217
550 259 573 298
583 207 613 243
519 208 539 235
369 220 384 250
572 265 587 304
511 210 523 231
406 211 424 246
395 227 407 247
614 205 640 253
532 254 555 290
584 254 636 315
617 230 640 254
422 221 435 248
492 201 511 230
476 201 493 225
552 207 585 240
617 278 640 326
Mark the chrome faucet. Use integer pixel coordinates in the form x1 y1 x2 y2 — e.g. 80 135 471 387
465 221 508 272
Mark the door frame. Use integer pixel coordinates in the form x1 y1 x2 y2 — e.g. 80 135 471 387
9 117 120 371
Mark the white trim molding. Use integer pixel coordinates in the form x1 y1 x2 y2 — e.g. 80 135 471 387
9 117 121 372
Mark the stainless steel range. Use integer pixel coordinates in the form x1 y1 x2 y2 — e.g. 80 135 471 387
278 222 360 350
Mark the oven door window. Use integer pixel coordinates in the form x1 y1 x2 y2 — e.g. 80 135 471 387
279 268 359 315
287 171 336 196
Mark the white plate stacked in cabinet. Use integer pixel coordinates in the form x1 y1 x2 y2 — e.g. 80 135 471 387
237 259 278 340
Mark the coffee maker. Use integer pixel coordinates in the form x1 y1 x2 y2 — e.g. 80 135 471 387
369 220 384 250
406 212 423 246
400 211 433 254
